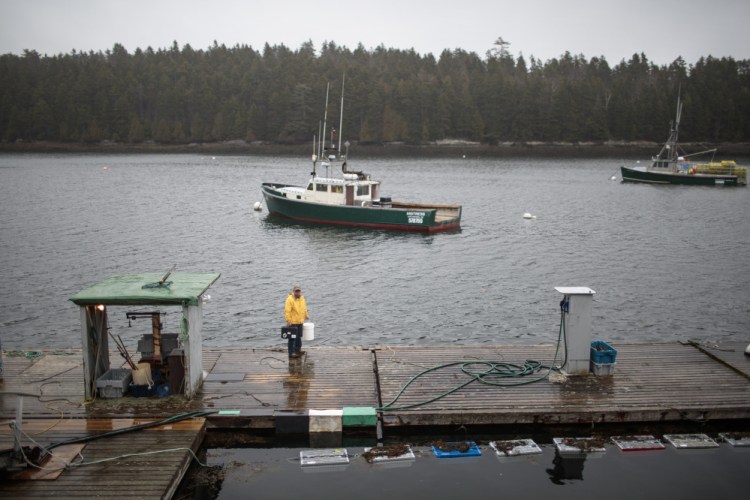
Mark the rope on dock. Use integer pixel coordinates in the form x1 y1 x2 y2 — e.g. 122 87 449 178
5 350 45 360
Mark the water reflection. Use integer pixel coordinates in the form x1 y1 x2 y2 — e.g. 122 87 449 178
283 355 313 410
547 451 586 484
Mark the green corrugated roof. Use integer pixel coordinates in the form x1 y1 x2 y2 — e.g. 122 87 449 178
69 272 220 306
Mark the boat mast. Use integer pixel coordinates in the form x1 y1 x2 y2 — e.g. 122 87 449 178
656 92 683 162
338 74 345 156
321 82 330 161
670 93 683 161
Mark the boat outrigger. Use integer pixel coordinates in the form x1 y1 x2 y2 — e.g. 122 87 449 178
261 83 462 232
620 95 746 186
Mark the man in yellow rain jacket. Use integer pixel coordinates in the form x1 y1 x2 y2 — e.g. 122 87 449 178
285 284 309 358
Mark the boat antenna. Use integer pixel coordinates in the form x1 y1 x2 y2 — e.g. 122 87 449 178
338 74 345 155
317 120 323 159
311 134 317 178
673 91 682 158
321 82 330 159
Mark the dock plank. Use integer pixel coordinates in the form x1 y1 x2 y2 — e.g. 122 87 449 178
375 343 750 425
0 418 205 499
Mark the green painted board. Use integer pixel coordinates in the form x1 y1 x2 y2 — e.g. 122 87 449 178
342 407 377 427
70 272 220 306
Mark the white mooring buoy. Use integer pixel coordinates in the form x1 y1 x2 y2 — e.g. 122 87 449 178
523 212 537 220
253 201 262 212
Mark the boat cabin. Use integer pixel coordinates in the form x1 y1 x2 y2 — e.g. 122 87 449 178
305 175 381 206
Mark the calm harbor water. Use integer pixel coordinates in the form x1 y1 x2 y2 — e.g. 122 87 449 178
192 441 748 500
1 153 748 350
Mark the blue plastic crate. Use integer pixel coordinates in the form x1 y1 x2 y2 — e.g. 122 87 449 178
591 340 617 364
432 441 481 458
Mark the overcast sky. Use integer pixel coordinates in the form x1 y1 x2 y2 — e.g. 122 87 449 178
1 0 749 66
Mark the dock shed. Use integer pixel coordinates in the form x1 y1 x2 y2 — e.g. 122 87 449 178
69 272 220 400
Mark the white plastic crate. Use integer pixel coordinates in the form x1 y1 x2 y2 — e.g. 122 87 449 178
590 361 615 376
490 439 543 457
96 368 132 398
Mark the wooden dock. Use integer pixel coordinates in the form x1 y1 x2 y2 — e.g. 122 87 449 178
0 417 205 499
376 342 750 426
2 341 749 497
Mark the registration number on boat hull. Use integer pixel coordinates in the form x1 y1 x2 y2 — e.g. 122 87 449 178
407 211 426 224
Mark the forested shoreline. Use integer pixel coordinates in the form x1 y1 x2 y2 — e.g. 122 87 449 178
1 40 749 150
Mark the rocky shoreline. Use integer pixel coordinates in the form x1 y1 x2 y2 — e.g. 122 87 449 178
2 140 750 159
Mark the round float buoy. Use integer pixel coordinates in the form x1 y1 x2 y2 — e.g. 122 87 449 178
523 212 537 219
253 201 262 211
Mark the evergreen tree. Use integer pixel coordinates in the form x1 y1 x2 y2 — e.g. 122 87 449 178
0 41 747 145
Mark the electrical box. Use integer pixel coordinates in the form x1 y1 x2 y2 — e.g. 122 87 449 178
555 287 595 375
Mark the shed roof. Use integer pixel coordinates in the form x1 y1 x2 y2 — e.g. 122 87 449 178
69 272 220 306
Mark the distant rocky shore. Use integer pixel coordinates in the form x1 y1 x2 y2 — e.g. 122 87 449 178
2 139 750 159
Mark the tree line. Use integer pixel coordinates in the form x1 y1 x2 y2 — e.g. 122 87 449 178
1 40 748 145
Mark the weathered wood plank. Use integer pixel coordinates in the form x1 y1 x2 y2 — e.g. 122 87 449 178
0 418 205 499
375 343 750 425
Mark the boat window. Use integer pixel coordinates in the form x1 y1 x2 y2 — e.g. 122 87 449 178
316 184 328 192
357 185 370 196
331 185 343 193
306 183 314 191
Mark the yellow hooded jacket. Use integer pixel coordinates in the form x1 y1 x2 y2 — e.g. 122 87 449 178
285 293 308 324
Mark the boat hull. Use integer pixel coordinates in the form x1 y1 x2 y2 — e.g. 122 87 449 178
620 166 740 186
261 183 461 233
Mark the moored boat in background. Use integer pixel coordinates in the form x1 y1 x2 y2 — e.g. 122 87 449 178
620 95 746 186
260 82 462 232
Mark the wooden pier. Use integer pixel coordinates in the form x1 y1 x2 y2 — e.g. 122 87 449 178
0 418 204 499
2 341 749 497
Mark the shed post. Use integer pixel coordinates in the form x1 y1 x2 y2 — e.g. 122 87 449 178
182 303 204 399
80 305 110 400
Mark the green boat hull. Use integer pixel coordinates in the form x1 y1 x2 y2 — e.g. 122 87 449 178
261 183 461 233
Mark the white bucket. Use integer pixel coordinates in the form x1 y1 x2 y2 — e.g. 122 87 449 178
302 322 315 341
132 362 154 387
